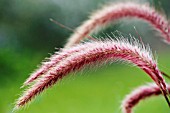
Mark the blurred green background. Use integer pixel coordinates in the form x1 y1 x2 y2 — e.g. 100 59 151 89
1 0 170 113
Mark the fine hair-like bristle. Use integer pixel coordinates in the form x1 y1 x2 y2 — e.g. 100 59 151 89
122 83 170 113
65 2 170 48
15 37 167 109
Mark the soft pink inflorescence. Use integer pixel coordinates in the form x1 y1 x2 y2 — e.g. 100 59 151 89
122 83 170 113
15 38 168 109
65 2 170 48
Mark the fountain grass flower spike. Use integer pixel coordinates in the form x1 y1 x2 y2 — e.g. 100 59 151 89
15 37 169 109
65 2 170 48
122 83 170 113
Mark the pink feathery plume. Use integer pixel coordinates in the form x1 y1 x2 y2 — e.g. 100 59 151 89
15 38 168 109
122 83 170 113
65 2 170 48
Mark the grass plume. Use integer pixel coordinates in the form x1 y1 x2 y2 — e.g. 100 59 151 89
122 83 170 113
15 37 168 109
65 2 170 48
